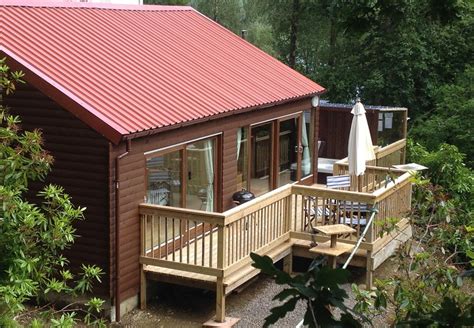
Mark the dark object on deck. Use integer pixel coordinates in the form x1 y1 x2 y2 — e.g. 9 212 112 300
232 190 255 205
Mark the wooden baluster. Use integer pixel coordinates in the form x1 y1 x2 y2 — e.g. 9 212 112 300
179 219 182 263
202 222 205 266
186 220 190 264
165 217 168 260
209 224 213 267
194 220 197 265
172 218 176 261
158 216 161 259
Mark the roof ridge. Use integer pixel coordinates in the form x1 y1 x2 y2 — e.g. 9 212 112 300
1 0 194 12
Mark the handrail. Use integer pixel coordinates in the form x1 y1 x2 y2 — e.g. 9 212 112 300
373 172 411 200
222 184 292 222
333 139 406 168
291 185 376 204
376 138 406 158
334 164 406 175
139 203 226 225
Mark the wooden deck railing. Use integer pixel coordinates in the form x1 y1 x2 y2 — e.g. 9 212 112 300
334 138 407 170
140 171 412 276
332 164 406 193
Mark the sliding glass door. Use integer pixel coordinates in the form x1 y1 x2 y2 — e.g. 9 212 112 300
186 139 215 211
278 117 300 187
146 136 217 212
237 109 315 195
250 123 273 197
146 150 182 207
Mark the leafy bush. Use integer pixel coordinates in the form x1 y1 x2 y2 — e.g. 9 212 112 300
251 253 364 327
0 59 105 326
407 139 474 209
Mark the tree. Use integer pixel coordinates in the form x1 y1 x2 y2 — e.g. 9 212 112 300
192 0 243 34
0 59 104 326
411 65 474 167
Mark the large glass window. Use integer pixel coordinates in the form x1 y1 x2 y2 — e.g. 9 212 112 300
146 136 216 212
236 109 315 197
236 127 249 191
251 123 272 196
279 118 298 187
186 139 215 211
146 151 182 207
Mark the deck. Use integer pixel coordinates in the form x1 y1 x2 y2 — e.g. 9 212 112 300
139 140 413 325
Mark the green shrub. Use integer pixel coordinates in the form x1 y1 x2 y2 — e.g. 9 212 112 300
407 139 474 210
0 58 105 326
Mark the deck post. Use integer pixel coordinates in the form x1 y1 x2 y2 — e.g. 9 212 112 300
140 265 147 309
283 254 293 274
140 214 147 309
216 277 225 322
365 251 374 289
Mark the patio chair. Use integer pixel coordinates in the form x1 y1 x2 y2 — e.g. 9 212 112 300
326 174 351 190
326 175 368 226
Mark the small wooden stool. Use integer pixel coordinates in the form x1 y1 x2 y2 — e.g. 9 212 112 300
309 224 356 268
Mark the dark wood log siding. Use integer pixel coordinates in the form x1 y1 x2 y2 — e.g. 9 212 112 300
112 98 314 301
4 83 111 297
318 106 378 159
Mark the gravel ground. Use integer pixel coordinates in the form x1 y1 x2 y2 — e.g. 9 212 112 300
119 258 397 328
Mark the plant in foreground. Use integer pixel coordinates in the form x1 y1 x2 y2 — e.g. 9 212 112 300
0 58 105 327
251 253 365 327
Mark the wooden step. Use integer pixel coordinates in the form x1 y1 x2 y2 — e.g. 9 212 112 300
223 240 293 293
309 241 354 257
144 240 294 293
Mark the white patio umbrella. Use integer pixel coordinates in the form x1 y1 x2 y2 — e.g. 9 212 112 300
348 99 375 181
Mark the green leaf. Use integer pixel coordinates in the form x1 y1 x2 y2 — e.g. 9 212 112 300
263 297 298 328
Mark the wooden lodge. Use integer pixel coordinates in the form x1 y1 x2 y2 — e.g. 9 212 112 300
2 1 411 325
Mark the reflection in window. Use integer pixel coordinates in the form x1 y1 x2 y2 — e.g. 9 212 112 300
279 118 298 187
302 110 313 178
377 111 405 146
146 137 216 212
146 151 182 207
186 139 215 211
251 123 272 196
236 127 249 191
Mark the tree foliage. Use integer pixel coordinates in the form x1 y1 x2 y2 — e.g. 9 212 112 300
168 0 472 167
0 59 104 327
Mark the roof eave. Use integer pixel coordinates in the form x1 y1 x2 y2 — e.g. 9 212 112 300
122 89 326 141
2 48 125 144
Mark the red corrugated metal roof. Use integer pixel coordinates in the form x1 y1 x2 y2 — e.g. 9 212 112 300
1 0 325 143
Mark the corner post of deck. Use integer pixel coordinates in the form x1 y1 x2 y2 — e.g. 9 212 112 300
365 252 374 289
216 221 226 323
216 276 226 323
140 267 147 310
365 203 375 290
283 254 293 274
140 212 147 310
